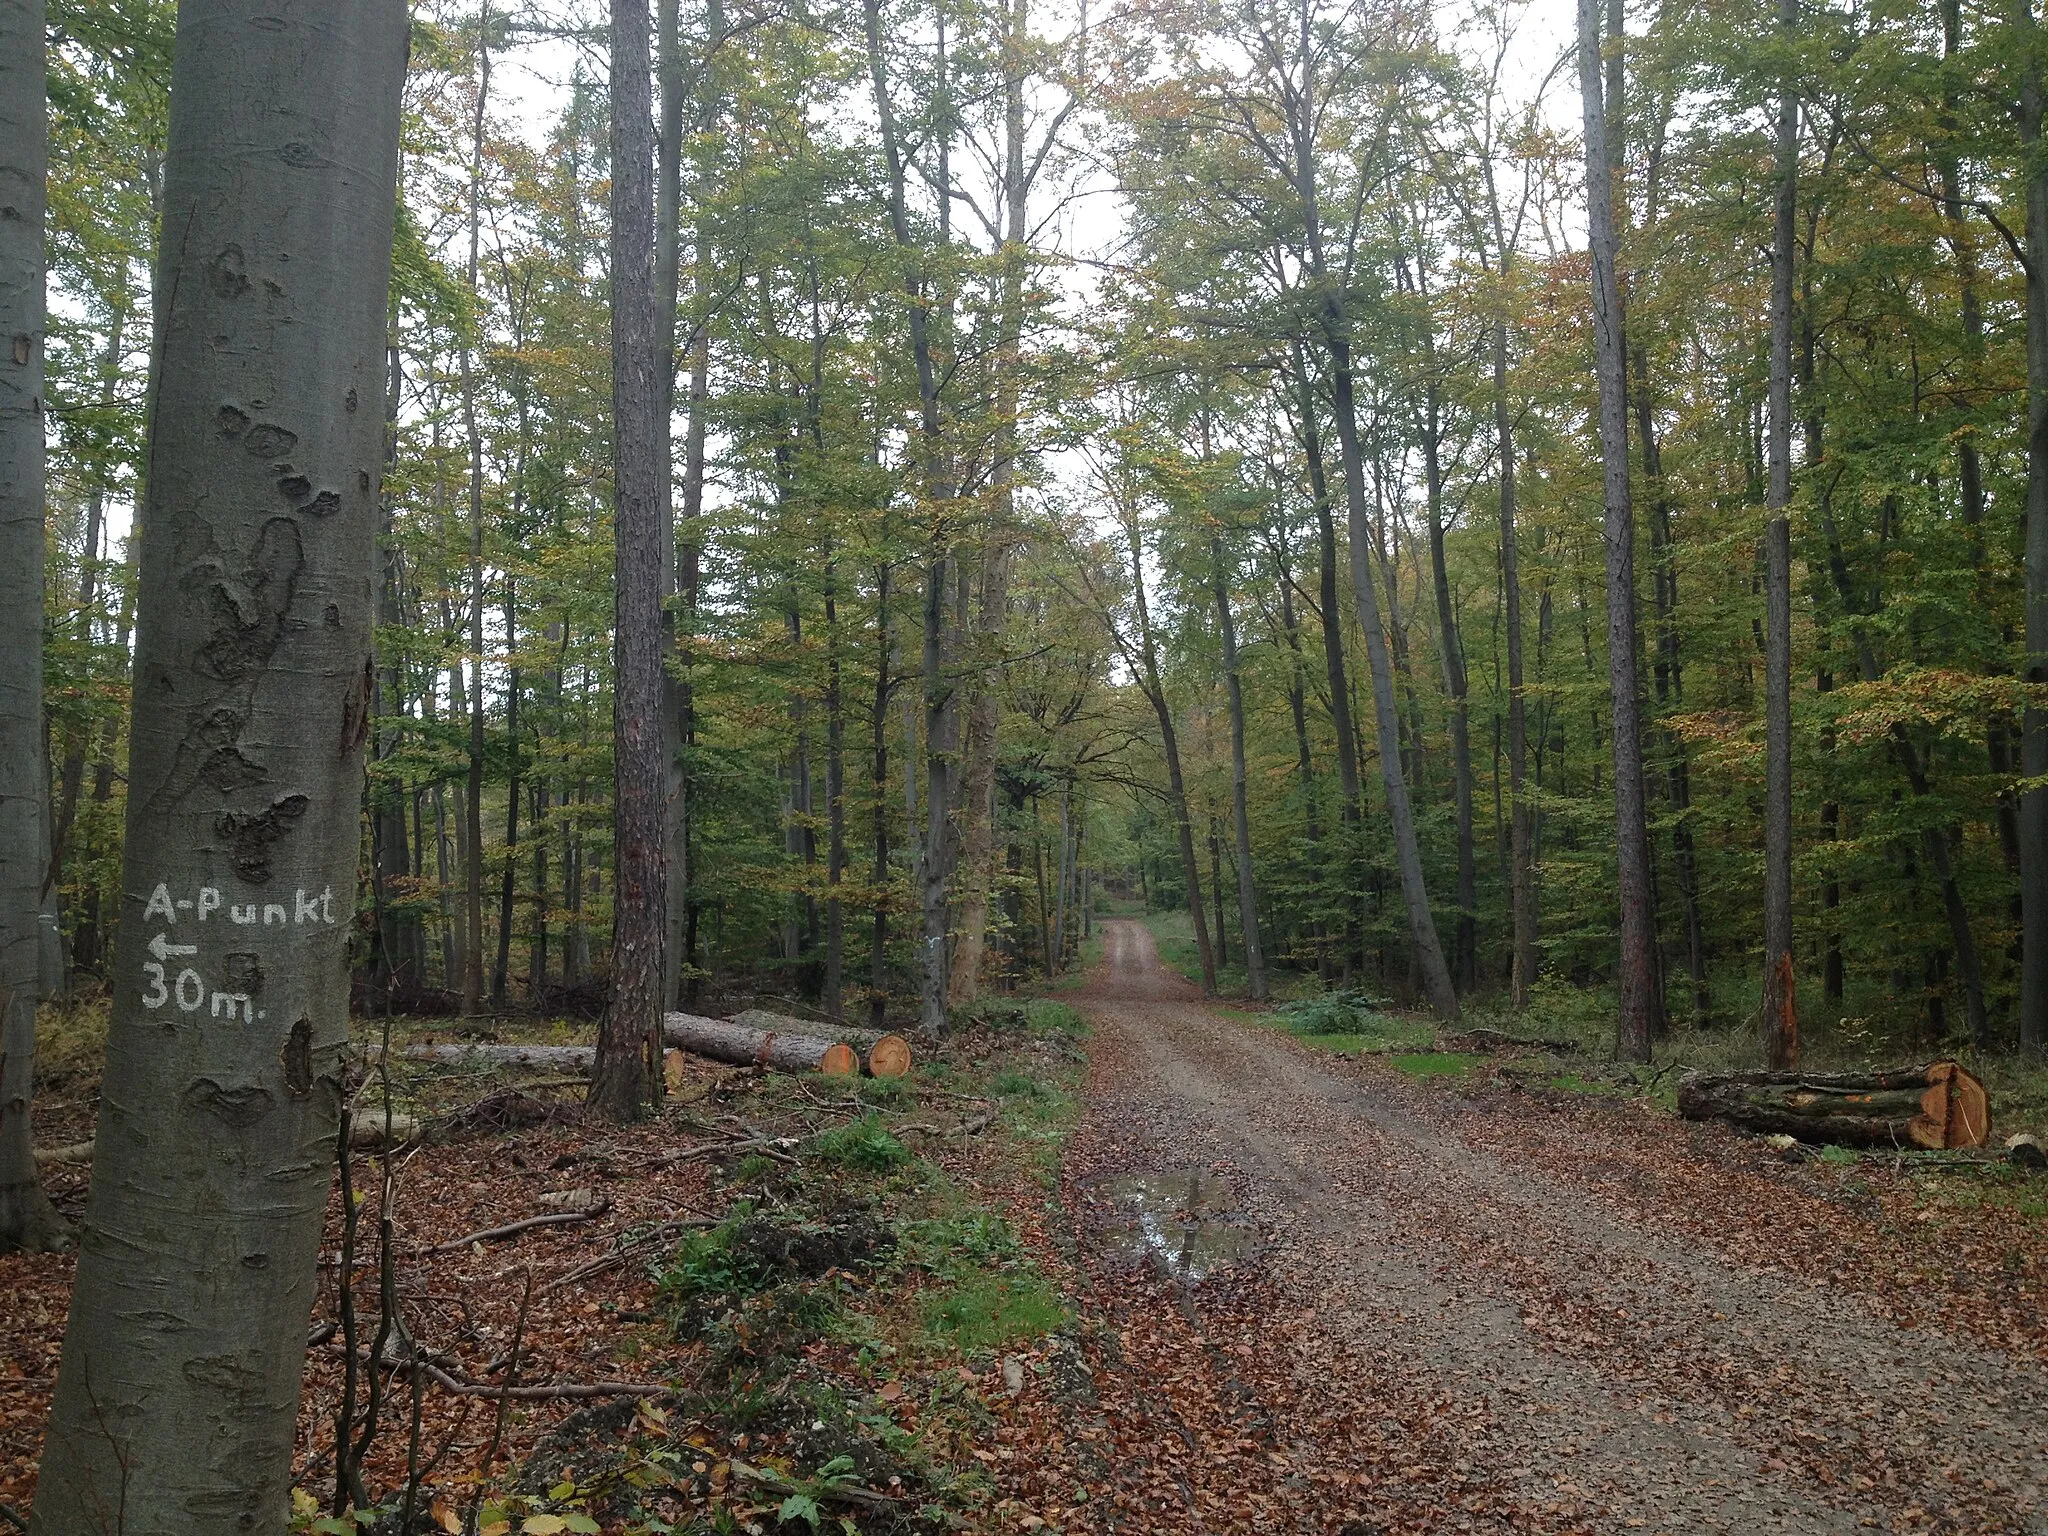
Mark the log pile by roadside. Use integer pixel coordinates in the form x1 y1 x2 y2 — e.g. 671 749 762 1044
1677 1060 1990 1149
400 1010 914 1081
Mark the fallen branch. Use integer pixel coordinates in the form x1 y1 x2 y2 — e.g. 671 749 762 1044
728 1459 900 1512
426 1203 610 1254
541 1215 719 1293
662 1134 797 1167
415 1355 667 1402
1440 1027 1579 1054
897 1110 998 1138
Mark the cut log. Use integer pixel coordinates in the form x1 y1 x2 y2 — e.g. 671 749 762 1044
402 1042 593 1074
727 1008 883 1049
36 1108 419 1169
1677 1060 1990 1149
862 1033 913 1079
714 1011 908 1077
662 1014 860 1076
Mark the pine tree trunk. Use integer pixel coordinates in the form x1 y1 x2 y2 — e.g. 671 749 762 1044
2019 0 2048 1055
592 0 668 1121
0 0 64 1256
32 3 407 1517
1213 538 1267 999
1762 0 1798 1069
1579 0 1664 1058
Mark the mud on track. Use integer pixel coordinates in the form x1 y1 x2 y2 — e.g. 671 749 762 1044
993 920 2048 1536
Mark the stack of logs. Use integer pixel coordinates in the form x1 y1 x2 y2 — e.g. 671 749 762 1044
1677 1060 1990 1149
399 1010 914 1082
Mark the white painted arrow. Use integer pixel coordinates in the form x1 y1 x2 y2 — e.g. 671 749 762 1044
148 932 198 961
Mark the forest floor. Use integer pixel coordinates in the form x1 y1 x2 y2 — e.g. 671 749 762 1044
5 922 2048 1534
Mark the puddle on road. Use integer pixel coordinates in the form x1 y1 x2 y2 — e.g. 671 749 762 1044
1091 1168 1260 1280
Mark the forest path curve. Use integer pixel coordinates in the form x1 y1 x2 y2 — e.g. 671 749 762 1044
1027 919 2048 1535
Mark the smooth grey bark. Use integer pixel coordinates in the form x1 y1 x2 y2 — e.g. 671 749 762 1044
31 3 407 1523
1272 15 1455 1017
864 0 957 1036
592 0 668 1121
1763 0 1798 1069
1578 0 1663 1059
1122 513 1216 995
946 0 1032 1006
1212 537 1267 1000
460 3 491 1017
0 0 64 1255
1419 371 1477 994
1494 312 1536 1007
2020 0 2048 1054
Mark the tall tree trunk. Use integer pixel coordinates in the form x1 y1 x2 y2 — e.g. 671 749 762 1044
372 299 422 1007
1420 373 1477 994
1212 538 1267 999
32 3 406 1516
865 0 956 1036
460 4 491 1018
1125 513 1216 993
1579 0 1663 1058
825 554 847 1020
0 0 63 1255
870 558 893 1028
492 581 521 1004
592 0 667 1121
1490 313 1540 1011
1762 0 1798 1068
947 0 1031 1007
2019 0 2048 1055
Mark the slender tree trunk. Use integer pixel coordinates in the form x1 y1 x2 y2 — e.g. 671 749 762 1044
1125 515 1216 993
1420 375 1476 993
0 0 63 1255
372 300 422 1007
460 6 492 1018
592 0 667 1121
32 4 406 1517
2019 0 2048 1054
869 559 893 1028
1762 1 1798 1068
492 582 521 1003
865 0 956 1036
1213 538 1267 999
825 555 847 1020
1579 0 1663 1058
1490 313 1540 1011
948 0 1031 1006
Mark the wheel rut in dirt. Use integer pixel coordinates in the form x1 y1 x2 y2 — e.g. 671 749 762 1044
1045 919 2048 1535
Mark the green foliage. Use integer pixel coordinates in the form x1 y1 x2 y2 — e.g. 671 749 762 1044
1388 1052 1476 1082
919 1272 1065 1356
809 1115 911 1173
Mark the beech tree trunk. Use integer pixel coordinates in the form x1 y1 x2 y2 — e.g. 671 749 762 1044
1495 312 1537 1008
31 4 407 1522
1213 538 1267 999
0 0 64 1256
592 0 668 1121
461 5 491 1019
1579 0 1664 1059
865 0 956 1036
2019 0 2048 1055
1763 0 1798 1069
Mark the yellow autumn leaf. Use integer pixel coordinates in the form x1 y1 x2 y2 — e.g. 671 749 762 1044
522 1518 569 1535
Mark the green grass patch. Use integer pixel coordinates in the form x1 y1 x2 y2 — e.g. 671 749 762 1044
809 1114 911 1172
1389 1051 1477 1081
920 1271 1065 1355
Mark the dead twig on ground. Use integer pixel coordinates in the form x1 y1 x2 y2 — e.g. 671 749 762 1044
426 1203 610 1253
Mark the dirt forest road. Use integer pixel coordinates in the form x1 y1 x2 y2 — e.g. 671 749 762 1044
1015 920 2048 1535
